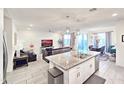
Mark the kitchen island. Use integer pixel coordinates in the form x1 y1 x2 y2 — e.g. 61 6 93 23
46 51 99 84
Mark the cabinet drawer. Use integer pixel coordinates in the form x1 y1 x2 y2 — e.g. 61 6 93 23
69 65 82 74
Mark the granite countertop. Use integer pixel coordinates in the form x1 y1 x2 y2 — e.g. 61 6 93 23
46 51 100 70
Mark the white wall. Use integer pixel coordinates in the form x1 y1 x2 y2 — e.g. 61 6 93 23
18 30 61 55
0 8 3 83
116 20 124 67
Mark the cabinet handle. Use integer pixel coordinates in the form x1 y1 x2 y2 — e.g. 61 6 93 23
90 64 92 68
79 72 80 76
77 72 80 78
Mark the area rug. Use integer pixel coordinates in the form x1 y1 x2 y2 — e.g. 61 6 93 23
83 74 106 84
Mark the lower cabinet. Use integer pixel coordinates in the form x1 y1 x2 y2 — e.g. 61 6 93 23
83 58 95 82
69 66 85 84
69 57 95 84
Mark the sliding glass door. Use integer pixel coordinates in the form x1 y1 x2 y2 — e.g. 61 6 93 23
92 32 106 48
91 32 112 52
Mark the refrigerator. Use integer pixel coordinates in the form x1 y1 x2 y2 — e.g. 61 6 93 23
0 8 3 84
0 8 8 84
3 32 8 84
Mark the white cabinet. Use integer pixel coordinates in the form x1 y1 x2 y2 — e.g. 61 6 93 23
82 58 95 82
69 65 85 84
69 57 95 84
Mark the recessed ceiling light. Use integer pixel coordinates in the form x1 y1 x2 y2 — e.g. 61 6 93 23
77 31 80 35
66 29 69 33
112 13 118 17
29 24 33 27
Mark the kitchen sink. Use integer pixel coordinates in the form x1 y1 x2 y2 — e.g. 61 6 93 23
73 53 91 59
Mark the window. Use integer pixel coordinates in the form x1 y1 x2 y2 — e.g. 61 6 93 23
63 34 71 47
76 33 88 54
97 33 106 47
92 33 106 48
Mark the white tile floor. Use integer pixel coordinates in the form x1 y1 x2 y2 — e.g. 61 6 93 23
7 59 124 84
95 60 124 84
7 60 49 84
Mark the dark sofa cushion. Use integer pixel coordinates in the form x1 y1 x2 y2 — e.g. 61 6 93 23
42 47 72 63
52 47 71 55
19 49 37 62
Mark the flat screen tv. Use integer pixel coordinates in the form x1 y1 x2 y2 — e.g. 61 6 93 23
41 40 53 47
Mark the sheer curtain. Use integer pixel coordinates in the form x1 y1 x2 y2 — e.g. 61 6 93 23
63 34 71 47
70 32 75 50
98 33 106 48
106 32 112 52
75 33 88 53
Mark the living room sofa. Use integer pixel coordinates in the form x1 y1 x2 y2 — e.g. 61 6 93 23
20 50 37 62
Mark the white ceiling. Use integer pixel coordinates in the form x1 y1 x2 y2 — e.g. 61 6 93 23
5 8 124 32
